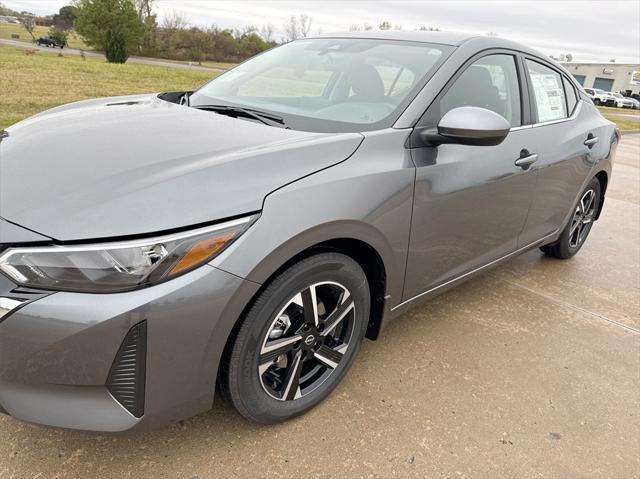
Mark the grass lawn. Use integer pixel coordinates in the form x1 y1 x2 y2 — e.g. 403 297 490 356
596 106 640 132
0 44 217 129
0 22 88 49
604 116 640 132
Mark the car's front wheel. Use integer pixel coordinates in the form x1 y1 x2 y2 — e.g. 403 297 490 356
540 177 601 259
220 252 370 424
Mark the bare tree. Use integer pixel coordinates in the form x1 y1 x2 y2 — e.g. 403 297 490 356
379 21 392 30
134 0 154 21
284 14 312 41
240 24 258 35
298 14 312 37
364 22 374 31
349 23 361 31
284 15 299 40
486 31 499 36
22 17 36 41
162 10 189 31
260 22 275 42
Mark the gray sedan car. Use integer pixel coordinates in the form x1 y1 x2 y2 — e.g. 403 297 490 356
0 31 618 432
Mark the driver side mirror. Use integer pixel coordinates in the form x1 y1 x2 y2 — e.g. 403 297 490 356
418 106 511 147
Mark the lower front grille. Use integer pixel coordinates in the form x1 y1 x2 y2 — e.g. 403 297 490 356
106 321 147 418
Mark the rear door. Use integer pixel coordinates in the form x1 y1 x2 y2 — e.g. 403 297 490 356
402 51 539 301
518 58 608 245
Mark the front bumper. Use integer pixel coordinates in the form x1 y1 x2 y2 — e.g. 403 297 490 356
0 264 259 432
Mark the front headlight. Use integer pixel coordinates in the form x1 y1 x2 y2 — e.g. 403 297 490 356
0 216 256 293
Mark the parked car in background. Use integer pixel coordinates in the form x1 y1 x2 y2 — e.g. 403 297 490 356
0 31 618 433
35 36 64 49
625 96 640 109
584 88 615 106
610 92 636 108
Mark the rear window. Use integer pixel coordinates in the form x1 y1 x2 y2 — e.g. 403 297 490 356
526 60 567 122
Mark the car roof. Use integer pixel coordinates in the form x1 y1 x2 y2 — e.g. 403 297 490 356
311 30 551 57
312 29 479 46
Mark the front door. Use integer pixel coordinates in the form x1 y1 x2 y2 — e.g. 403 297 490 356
403 52 539 301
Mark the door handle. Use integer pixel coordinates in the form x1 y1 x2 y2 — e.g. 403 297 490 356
584 134 599 148
514 150 538 169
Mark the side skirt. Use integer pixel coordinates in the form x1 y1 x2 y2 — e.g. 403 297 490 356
388 230 559 317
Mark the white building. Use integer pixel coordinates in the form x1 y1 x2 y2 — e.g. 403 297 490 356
561 62 640 95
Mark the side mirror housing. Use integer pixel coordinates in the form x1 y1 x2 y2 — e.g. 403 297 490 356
419 106 511 147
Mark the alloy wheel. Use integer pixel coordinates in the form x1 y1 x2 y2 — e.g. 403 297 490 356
569 188 597 248
258 281 355 401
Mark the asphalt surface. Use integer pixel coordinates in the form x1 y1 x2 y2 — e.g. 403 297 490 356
0 38 226 72
0 135 638 479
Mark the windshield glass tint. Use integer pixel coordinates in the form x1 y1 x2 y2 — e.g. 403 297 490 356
190 38 450 132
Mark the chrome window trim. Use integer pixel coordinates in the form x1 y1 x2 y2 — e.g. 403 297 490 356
510 99 582 132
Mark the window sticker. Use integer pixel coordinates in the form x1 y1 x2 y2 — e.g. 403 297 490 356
529 69 567 122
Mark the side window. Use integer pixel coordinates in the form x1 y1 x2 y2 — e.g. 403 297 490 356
439 54 522 127
563 76 578 114
526 60 568 122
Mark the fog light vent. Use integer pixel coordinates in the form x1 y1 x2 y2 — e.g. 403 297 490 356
106 321 147 418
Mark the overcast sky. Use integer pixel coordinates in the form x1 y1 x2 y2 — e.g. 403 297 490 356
5 0 640 62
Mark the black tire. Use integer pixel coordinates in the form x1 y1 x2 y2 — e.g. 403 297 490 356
220 252 370 424
540 177 601 259
594 99 601 105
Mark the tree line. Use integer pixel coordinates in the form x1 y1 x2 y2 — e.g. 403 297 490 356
2 0 314 64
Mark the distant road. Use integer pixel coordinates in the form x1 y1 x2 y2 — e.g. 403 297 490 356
0 38 227 72
607 112 640 120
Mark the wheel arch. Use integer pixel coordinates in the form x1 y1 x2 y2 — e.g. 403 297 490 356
231 232 389 342
594 169 608 220
217 219 397 349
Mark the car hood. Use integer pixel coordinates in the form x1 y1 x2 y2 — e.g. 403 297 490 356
0 94 363 241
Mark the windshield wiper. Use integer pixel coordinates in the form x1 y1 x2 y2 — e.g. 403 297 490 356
192 104 287 128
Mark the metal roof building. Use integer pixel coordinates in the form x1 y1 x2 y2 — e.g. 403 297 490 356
560 62 640 94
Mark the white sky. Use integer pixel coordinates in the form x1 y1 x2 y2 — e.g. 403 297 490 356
5 0 640 62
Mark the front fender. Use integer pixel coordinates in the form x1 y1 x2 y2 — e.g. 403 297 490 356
212 128 416 309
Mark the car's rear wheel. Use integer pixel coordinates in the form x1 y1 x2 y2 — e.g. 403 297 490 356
594 99 601 105
540 177 601 259
220 252 370 424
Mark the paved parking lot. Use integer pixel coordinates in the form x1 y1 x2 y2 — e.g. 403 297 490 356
1 135 638 479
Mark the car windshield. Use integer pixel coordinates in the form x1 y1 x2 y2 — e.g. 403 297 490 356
594 89 605 93
612 93 623 98
189 38 452 132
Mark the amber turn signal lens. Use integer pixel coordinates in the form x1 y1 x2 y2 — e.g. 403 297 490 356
169 233 235 276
